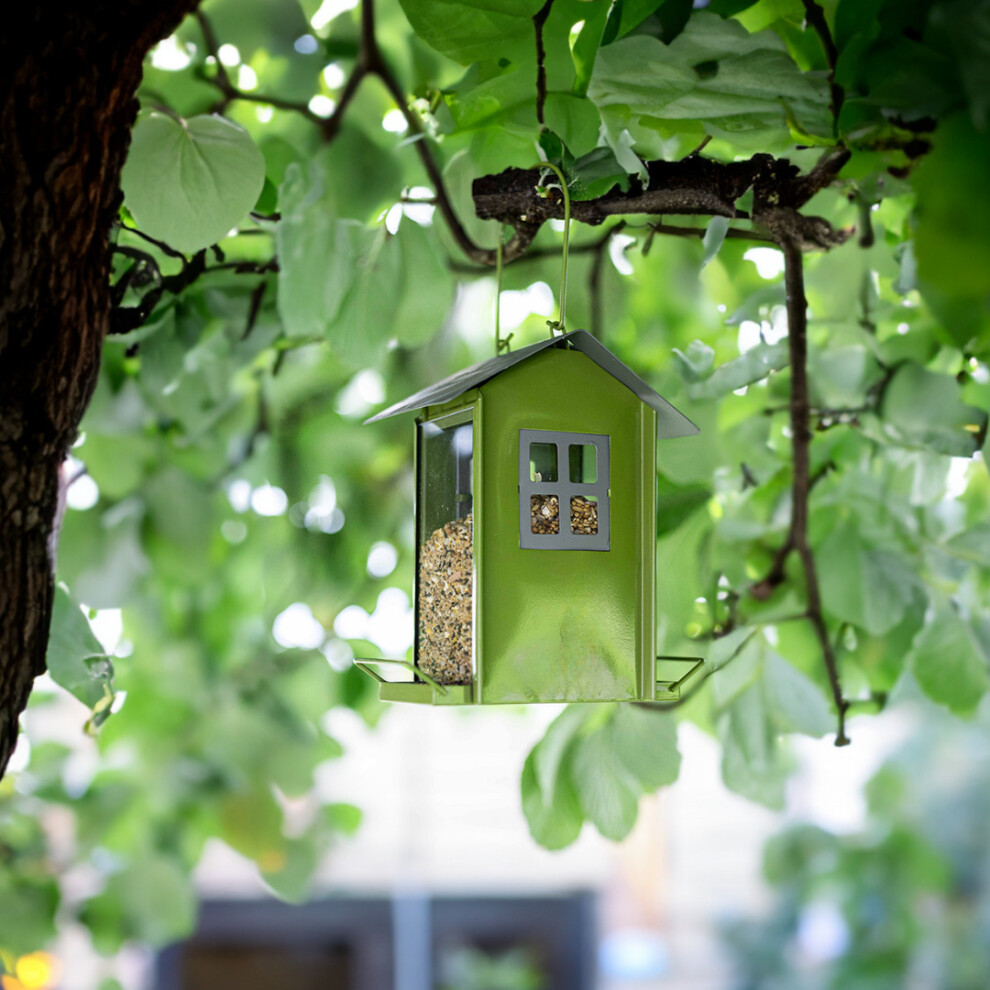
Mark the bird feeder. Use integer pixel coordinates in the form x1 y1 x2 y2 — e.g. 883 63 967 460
358 330 703 705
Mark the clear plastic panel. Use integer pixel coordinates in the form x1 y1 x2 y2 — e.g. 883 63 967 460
416 416 474 685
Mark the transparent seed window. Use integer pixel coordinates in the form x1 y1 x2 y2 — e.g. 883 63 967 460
416 413 474 685
519 429 610 551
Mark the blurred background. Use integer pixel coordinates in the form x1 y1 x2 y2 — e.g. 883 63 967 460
14 685 974 990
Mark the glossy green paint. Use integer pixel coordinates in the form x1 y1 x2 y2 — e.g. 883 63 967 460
364 346 702 704
476 348 654 703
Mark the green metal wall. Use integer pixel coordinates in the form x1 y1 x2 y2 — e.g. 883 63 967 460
474 348 657 704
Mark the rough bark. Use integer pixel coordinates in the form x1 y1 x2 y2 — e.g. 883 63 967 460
473 148 853 250
0 2 199 778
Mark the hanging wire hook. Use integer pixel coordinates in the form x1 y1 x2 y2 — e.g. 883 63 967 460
494 222 513 355
531 161 571 337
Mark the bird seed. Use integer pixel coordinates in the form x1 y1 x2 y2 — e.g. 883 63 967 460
417 513 473 685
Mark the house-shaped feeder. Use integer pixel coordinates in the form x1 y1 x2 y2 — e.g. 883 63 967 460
358 330 703 706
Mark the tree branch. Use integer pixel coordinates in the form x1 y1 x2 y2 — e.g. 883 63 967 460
196 11 330 129
474 149 853 250
197 1 519 267
779 237 850 746
800 0 844 128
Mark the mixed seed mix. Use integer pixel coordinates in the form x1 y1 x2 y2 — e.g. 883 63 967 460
530 493 598 535
530 494 560 534
417 513 473 685
569 495 599 534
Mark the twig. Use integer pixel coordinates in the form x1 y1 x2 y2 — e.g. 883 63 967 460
110 249 207 333
243 280 268 340
533 0 554 125
854 189 875 248
322 63 370 142
685 135 713 157
124 225 186 260
750 461 832 597
780 237 850 745
196 11 330 129
800 0 844 129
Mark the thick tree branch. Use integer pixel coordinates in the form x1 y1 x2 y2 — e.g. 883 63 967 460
474 148 853 250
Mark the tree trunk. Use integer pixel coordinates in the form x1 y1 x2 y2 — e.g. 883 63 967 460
0 2 199 778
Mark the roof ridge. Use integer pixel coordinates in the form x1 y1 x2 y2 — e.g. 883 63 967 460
365 330 698 439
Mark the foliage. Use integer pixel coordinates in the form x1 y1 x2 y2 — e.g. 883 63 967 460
437 944 545 990
3 0 990 964
721 691 990 990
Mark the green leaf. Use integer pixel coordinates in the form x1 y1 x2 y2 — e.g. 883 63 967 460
763 652 833 737
719 683 788 808
909 601 990 716
707 0 761 16
929 0 990 130
672 339 716 382
326 226 402 365
568 146 630 201
610 705 681 790
531 706 587 795
112 851 197 945
0 877 59 955
122 112 265 253
398 0 544 64
686 340 789 399
913 112 990 298
520 747 584 850
46 585 113 709
323 802 364 835
570 721 641 841
711 630 763 708
219 786 286 864
944 524 990 569
393 219 456 348
701 216 730 268
881 362 986 457
734 0 805 33
603 0 667 43
262 837 319 902
570 1 612 97
817 525 917 635
521 705 597 849
277 161 363 339
543 94 602 157
588 12 830 136
808 346 882 408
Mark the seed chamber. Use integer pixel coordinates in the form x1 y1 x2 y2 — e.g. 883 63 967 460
416 412 475 685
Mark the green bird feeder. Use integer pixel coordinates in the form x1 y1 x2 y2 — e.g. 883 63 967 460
359 329 703 705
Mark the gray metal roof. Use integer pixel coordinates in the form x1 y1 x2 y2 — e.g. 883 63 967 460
366 330 698 438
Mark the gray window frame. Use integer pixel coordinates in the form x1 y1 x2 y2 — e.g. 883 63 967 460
518 429 610 551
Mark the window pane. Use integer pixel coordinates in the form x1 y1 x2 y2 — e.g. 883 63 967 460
417 417 474 685
570 495 598 535
568 443 597 483
531 494 560 534
529 443 558 482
